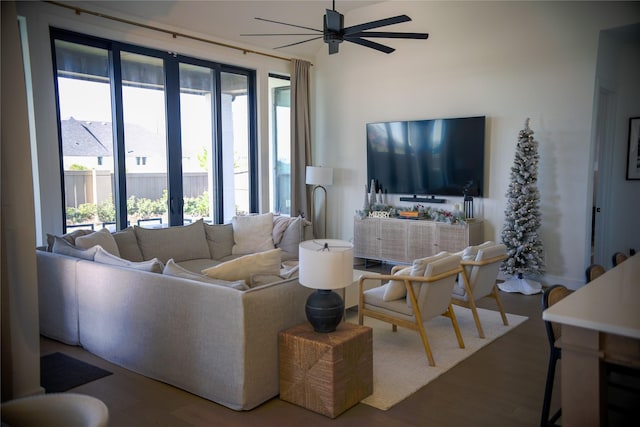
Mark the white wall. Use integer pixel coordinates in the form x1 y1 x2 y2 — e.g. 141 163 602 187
313 1 640 287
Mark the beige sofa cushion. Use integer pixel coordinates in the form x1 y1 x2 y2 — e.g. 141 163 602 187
112 227 144 261
134 219 210 263
94 246 164 273
202 248 282 284
75 228 120 257
204 223 234 260
231 213 275 255
273 215 305 260
46 229 93 252
52 237 98 260
163 259 248 290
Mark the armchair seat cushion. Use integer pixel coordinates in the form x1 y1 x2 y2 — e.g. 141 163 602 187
363 285 413 317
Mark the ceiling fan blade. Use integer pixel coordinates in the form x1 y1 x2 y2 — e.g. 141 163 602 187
345 37 395 54
346 31 429 40
274 36 323 50
343 15 411 35
255 17 321 33
241 33 320 37
325 8 344 32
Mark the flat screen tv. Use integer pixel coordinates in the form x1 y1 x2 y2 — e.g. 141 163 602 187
366 116 485 197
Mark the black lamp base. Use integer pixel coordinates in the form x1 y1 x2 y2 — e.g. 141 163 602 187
305 289 344 333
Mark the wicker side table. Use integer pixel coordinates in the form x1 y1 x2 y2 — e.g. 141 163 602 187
279 322 373 418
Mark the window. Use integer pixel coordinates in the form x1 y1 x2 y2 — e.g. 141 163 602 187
52 29 257 231
269 74 291 215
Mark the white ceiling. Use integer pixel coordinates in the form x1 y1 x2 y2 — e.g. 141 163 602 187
68 1 385 59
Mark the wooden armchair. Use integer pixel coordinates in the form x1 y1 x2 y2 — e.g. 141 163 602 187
451 242 509 338
358 253 464 367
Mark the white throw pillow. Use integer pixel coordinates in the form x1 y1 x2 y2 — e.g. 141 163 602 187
231 213 275 255
52 237 98 260
410 251 450 277
382 266 412 301
94 246 163 273
75 228 121 257
202 248 282 283
163 259 248 290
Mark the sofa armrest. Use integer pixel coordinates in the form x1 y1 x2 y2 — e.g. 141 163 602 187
36 250 82 345
75 260 311 410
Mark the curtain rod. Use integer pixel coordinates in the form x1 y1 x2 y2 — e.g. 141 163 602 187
45 0 300 63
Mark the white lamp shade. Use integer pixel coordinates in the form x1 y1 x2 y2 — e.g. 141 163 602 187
299 240 353 290
305 166 333 186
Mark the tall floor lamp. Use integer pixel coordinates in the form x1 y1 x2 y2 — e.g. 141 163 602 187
306 166 333 238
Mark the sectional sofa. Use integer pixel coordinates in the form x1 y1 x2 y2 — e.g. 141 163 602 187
37 214 314 410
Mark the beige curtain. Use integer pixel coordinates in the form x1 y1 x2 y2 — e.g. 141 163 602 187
290 59 312 219
1 0 43 400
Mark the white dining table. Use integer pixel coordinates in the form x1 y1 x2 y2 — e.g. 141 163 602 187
543 253 640 426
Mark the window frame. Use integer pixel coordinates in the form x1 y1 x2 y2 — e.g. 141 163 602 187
50 28 258 230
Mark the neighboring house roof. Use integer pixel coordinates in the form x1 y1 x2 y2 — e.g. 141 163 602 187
61 117 164 158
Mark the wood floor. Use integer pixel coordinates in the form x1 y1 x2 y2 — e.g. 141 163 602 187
40 273 554 427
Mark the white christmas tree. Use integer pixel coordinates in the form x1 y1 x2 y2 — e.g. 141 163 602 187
498 118 546 295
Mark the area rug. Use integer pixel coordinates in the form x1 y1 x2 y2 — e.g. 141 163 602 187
40 352 112 393
346 306 527 410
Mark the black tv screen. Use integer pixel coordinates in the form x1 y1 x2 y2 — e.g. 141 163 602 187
366 116 485 197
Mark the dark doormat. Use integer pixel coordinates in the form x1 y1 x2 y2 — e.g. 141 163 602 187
40 352 113 393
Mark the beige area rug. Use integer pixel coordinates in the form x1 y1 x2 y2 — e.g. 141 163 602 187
346 306 528 410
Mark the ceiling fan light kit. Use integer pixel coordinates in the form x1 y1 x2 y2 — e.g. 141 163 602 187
243 1 429 55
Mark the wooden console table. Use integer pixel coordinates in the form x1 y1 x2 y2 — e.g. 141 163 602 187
279 322 373 418
353 217 483 264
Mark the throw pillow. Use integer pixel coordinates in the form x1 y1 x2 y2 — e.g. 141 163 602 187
52 236 98 260
203 223 234 260
202 248 282 283
75 228 121 257
410 251 450 277
382 266 412 301
94 246 164 273
112 227 144 261
163 259 248 290
134 219 210 263
231 213 275 255
46 229 93 252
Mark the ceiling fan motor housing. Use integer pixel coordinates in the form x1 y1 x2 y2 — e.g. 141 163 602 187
323 9 344 47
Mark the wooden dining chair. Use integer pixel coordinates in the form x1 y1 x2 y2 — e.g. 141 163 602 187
585 263 605 282
541 284 572 427
612 252 628 267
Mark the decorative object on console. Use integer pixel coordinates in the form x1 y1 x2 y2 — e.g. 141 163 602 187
369 179 376 207
299 239 354 333
499 118 545 295
306 166 333 238
463 181 474 219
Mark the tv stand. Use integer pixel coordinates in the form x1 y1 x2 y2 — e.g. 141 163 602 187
399 195 446 204
354 217 483 264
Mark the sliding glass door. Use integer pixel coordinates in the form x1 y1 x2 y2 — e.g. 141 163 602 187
52 28 257 231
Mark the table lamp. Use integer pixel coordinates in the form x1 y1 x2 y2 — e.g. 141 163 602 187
299 239 354 333
306 166 333 238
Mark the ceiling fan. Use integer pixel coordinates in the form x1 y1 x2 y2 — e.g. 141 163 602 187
241 0 429 55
